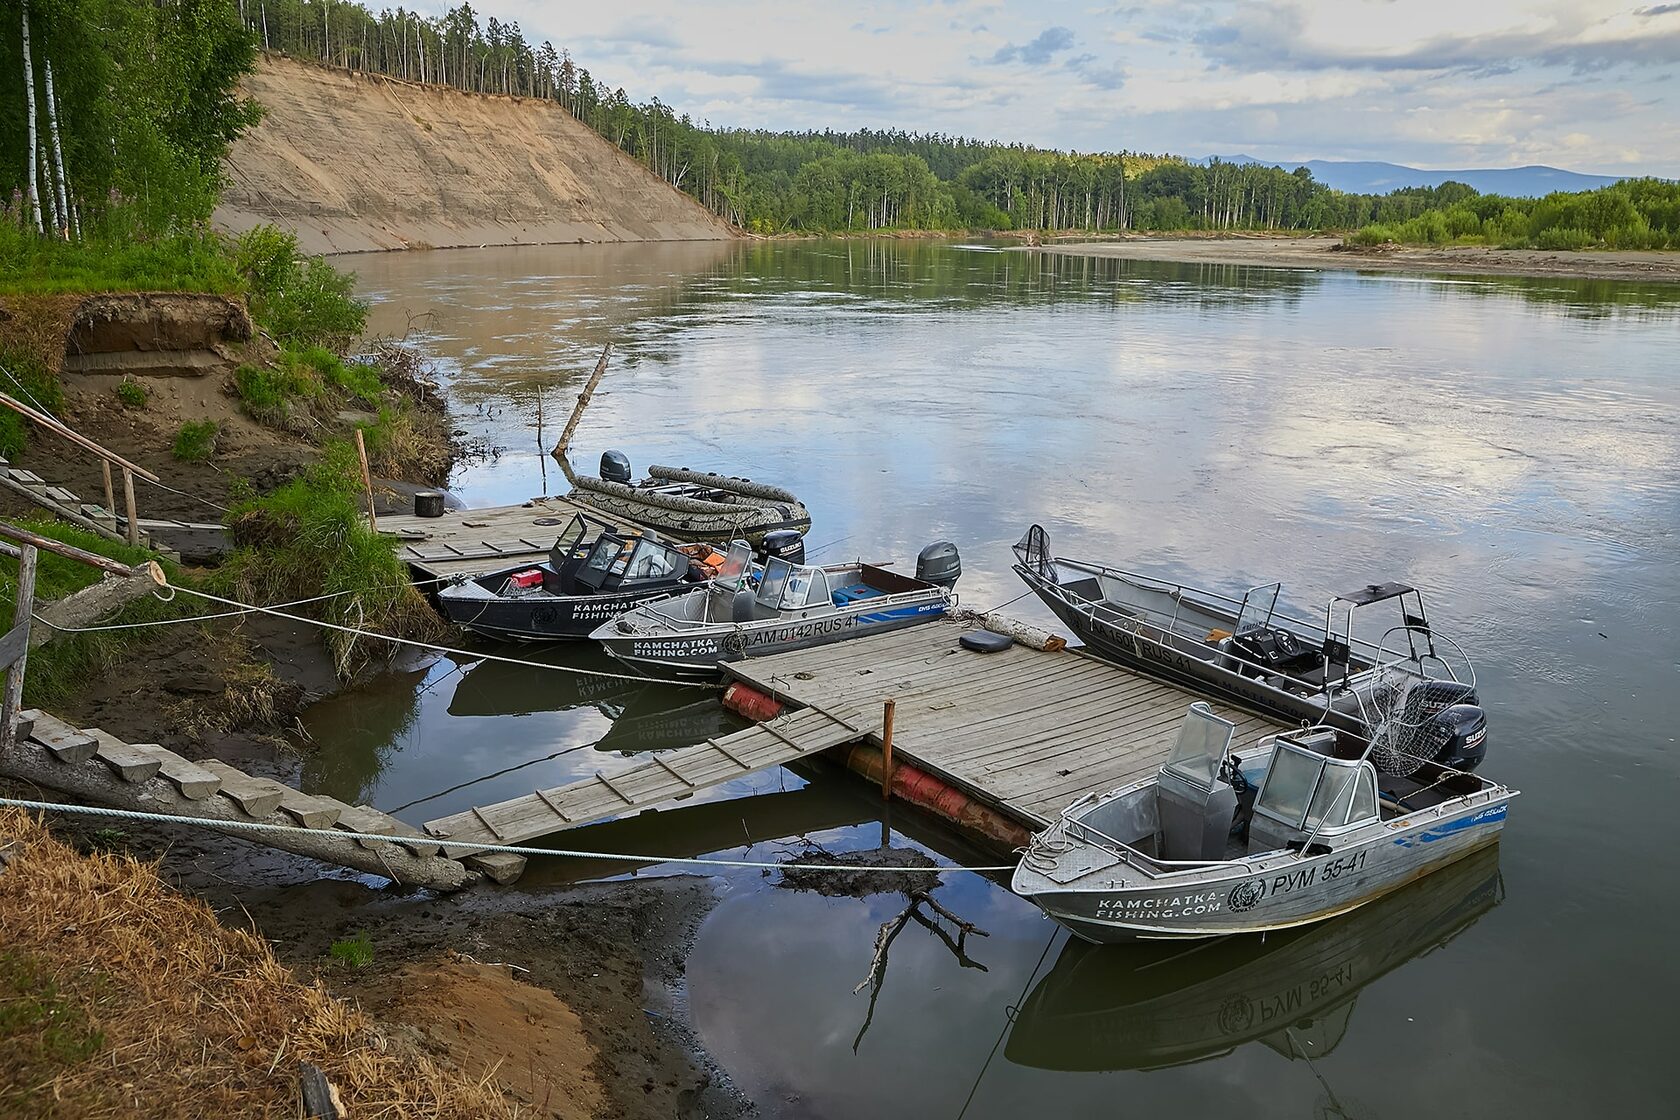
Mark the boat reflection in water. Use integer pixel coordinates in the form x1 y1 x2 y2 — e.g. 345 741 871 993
1005 843 1503 1072
446 648 745 755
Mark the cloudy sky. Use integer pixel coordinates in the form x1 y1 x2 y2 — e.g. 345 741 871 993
416 1 1680 175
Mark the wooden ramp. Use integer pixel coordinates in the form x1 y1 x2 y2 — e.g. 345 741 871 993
381 494 658 581
423 704 870 853
722 618 1289 827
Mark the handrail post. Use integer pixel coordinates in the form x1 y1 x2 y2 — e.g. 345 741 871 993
354 428 378 532
1 543 37 756
880 697 896 800
121 466 138 547
101 460 114 517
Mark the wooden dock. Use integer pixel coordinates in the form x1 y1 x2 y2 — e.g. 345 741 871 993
381 494 656 582
423 703 871 853
722 619 1288 827
428 617 1290 882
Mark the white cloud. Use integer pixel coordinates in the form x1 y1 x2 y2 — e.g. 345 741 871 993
405 1 1680 175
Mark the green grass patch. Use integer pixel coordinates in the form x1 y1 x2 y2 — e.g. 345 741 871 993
0 342 64 459
219 441 444 678
171 420 219 463
0 950 105 1112
0 220 240 296
235 346 385 432
0 518 198 708
327 932 374 969
113 378 149 408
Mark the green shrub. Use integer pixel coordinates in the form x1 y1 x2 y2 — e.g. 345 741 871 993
220 441 443 677
171 420 219 462
234 226 368 350
113 379 149 408
1535 226 1592 251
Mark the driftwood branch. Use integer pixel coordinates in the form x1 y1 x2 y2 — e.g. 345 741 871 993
851 889 991 1052
551 343 612 486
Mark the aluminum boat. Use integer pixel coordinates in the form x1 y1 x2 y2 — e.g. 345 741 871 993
591 540 960 678
1012 700 1516 942
1012 524 1485 751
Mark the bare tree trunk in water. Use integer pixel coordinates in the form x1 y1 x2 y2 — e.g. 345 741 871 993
20 1 43 233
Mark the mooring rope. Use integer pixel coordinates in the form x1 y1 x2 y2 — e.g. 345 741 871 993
0 798 1017 874
156 583 716 688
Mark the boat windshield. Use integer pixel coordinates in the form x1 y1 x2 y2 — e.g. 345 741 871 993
1235 582 1281 635
553 514 592 558
1254 740 1379 834
1162 702 1235 788
581 536 624 578
715 541 753 584
782 565 831 609
756 558 793 609
622 537 684 582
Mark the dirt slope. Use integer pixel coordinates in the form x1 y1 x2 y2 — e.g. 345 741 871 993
216 54 736 254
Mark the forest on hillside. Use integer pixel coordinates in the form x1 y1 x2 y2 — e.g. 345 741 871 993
231 0 1680 247
3 0 1677 250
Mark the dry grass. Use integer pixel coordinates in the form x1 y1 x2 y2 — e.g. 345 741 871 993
0 808 521 1118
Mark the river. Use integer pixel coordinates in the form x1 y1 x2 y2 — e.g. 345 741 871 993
309 239 1678 1117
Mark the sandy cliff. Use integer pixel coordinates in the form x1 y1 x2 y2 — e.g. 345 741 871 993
216 55 735 254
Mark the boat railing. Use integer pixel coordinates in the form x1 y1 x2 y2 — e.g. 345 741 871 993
1066 592 1353 693
1049 559 1401 664
632 583 942 632
1054 810 1257 880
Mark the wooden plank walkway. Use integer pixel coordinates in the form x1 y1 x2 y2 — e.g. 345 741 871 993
722 618 1289 827
381 494 657 581
422 703 871 853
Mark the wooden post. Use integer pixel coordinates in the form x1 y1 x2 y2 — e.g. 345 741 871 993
880 698 896 800
1 544 37 756
100 459 114 516
120 466 138 547
353 429 378 532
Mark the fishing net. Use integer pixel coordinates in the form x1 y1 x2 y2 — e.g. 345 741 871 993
1362 668 1436 778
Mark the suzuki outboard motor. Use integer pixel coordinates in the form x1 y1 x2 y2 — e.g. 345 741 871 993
916 541 962 589
760 530 806 566
1425 704 1488 772
600 450 633 484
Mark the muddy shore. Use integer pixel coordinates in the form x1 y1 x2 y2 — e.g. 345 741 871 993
2 300 747 1116
1030 234 1680 283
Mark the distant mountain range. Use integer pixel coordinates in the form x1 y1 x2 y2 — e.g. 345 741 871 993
1206 156 1627 197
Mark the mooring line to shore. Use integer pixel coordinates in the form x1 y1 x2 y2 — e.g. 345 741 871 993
29 581 447 634
147 582 717 689
0 798 1017 875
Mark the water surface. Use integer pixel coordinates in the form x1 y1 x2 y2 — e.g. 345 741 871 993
313 240 1679 1117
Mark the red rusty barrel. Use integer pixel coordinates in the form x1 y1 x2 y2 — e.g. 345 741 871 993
722 681 784 722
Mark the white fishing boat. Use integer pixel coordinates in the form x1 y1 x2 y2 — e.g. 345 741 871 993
591 540 960 677
1012 694 1516 943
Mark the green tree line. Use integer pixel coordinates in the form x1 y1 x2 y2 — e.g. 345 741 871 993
1348 178 1680 250
2 0 258 234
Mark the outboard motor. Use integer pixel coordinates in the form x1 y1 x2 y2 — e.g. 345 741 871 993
916 541 962 590
1377 678 1489 775
760 530 806 566
600 449 633 484
1425 704 1488 772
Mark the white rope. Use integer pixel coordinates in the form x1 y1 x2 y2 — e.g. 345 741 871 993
29 584 393 633
0 797 1016 874
164 582 715 688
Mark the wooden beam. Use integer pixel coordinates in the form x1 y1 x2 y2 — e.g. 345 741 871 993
551 343 611 485
0 390 160 482
0 520 162 581
353 428 378 532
